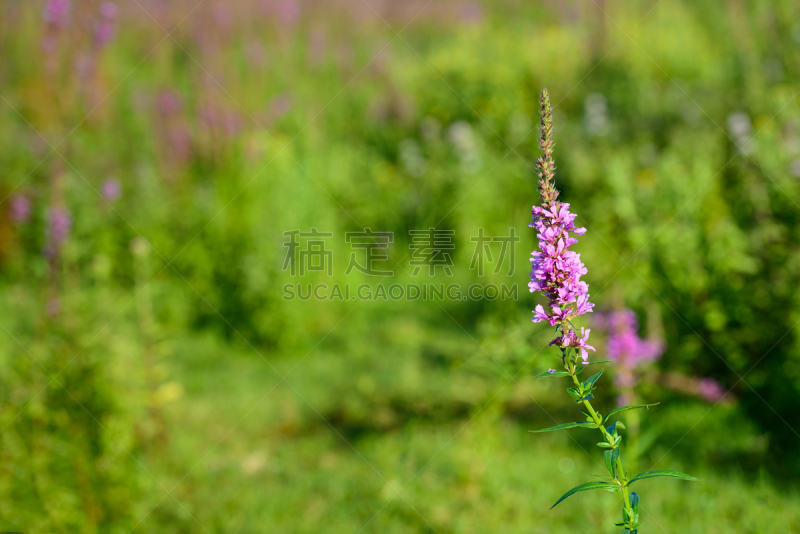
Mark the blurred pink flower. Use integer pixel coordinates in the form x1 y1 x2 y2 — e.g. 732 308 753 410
245 41 266 67
698 378 726 403
277 0 300 25
158 90 183 116
663 372 732 405
597 309 665 404
9 195 32 224
43 207 72 258
94 21 116 47
266 93 292 123
459 2 483 24
40 34 59 54
94 3 118 48
102 178 121 202
43 0 71 26
597 309 664 367
199 103 243 138
99 2 118 19
155 90 192 168
212 4 234 29
49 207 72 243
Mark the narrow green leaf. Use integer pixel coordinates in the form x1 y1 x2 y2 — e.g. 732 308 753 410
604 448 620 478
604 403 659 423
550 481 617 509
582 359 613 366
577 394 594 402
582 370 603 390
530 421 596 433
533 370 571 378
566 388 581 398
629 470 699 485
597 442 613 448
630 492 640 522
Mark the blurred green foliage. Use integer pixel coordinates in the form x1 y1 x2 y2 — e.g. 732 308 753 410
1 0 800 532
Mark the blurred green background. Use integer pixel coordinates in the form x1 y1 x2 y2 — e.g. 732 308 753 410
1 0 800 532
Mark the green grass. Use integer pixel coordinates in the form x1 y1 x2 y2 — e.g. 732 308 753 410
131 330 800 533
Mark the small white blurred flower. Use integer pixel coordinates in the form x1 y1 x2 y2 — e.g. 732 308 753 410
447 121 481 174
398 139 427 177
727 112 751 138
727 111 754 155
584 93 609 137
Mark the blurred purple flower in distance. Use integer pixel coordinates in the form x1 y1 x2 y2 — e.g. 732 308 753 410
199 104 243 138
95 2 118 47
600 310 730 405
662 372 731 404
41 34 59 54
278 0 300 25
44 0 70 26
596 309 664 405
698 378 725 403
267 93 292 121
245 41 266 67
459 2 483 24
50 207 72 244
9 195 32 224
95 22 116 47
102 178 121 202
42 0 70 52
43 207 72 259
100 2 117 19
212 4 234 28
158 90 183 116
599 309 664 366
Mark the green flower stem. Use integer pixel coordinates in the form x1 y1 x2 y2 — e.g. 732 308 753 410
567 360 635 531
